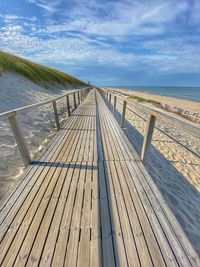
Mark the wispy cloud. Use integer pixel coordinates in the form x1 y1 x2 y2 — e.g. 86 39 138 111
24 0 190 38
0 0 200 85
26 0 61 14
35 3 56 12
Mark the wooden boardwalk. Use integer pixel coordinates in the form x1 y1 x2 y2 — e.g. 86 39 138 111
0 90 199 267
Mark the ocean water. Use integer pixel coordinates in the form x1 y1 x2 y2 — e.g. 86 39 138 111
109 86 200 103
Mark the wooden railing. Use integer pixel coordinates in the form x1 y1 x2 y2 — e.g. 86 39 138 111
0 87 90 167
97 87 200 164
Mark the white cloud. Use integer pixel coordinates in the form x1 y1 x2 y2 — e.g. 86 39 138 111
26 0 61 14
0 0 199 77
0 14 37 22
23 0 190 38
0 24 135 67
52 0 188 38
35 3 56 12
1 22 199 75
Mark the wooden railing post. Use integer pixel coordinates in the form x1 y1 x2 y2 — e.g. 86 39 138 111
113 95 117 116
8 112 31 167
121 100 127 128
78 91 80 105
141 113 156 163
73 92 77 109
66 95 71 117
106 92 109 104
109 94 111 110
52 100 60 130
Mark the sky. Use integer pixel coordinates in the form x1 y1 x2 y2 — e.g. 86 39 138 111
0 0 200 86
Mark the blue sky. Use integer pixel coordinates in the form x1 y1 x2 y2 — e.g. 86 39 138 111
0 0 200 86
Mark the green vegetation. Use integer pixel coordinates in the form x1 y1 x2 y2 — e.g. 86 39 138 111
0 51 87 88
129 95 161 106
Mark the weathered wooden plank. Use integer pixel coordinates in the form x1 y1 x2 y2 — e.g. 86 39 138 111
77 162 92 267
39 164 75 267
0 164 61 266
51 162 81 266
90 162 101 267
98 161 115 267
0 100 85 223
64 162 86 267
13 165 66 267
127 160 191 266
105 161 133 266
0 89 198 267
0 99 88 258
119 161 165 266
135 160 200 267
96 89 199 266
97 92 133 160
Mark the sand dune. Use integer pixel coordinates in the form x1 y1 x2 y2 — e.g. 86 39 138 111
0 72 79 199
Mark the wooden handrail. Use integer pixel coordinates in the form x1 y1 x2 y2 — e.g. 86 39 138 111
97 87 200 163
99 87 200 139
0 87 90 119
0 87 91 168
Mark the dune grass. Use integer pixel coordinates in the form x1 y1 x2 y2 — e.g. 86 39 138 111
129 95 161 106
0 51 87 88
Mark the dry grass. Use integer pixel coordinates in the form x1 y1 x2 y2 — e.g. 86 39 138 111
0 51 87 88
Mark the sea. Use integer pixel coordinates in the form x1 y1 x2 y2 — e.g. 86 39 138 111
108 86 200 103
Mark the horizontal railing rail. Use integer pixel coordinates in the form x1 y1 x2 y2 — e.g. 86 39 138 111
0 87 91 168
97 87 200 163
0 87 90 119
115 98 200 159
99 87 200 138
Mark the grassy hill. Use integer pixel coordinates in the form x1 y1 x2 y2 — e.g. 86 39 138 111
0 51 87 88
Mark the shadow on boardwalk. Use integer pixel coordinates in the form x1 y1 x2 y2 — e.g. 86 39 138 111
110 101 200 257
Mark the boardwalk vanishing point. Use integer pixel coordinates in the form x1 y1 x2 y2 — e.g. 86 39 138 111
0 89 199 267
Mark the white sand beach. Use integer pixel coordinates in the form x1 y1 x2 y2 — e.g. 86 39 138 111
0 72 80 199
111 88 200 190
111 88 200 124
107 87 200 255
117 88 200 113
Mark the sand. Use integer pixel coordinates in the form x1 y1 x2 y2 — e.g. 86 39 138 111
0 79 200 256
107 87 200 255
111 87 200 189
117 88 200 112
0 72 81 200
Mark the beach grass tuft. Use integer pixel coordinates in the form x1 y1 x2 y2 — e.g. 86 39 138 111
129 95 161 106
0 51 87 88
